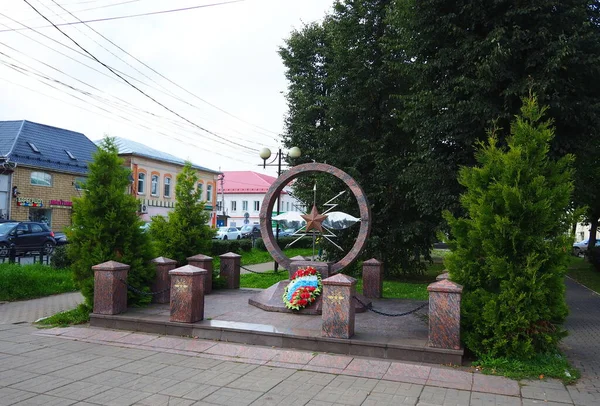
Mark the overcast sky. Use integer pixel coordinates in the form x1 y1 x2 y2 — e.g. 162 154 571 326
0 0 332 176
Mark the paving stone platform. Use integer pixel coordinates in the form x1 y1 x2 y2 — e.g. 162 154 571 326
90 288 464 365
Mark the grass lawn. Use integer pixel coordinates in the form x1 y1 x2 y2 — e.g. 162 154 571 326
567 256 600 293
0 263 77 301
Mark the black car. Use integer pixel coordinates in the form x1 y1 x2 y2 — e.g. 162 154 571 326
0 221 57 257
239 224 261 239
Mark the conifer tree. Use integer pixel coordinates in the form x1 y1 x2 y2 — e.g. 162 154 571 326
150 161 214 264
444 96 576 358
68 137 154 309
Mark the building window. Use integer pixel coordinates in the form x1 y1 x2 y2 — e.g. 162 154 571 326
74 177 87 191
231 201 237 212
151 174 159 196
137 172 146 194
206 184 213 202
164 176 171 197
30 208 51 226
30 171 52 187
286 202 290 211
242 200 248 211
254 201 260 211
197 182 203 200
216 201 222 212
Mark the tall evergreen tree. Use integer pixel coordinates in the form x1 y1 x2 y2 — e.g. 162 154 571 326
280 0 434 274
68 137 154 309
149 162 214 265
445 96 576 358
392 0 600 240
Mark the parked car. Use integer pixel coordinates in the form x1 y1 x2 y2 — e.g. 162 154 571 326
54 232 68 246
0 221 56 257
240 224 261 239
573 239 600 256
214 226 241 240
273 228 294 237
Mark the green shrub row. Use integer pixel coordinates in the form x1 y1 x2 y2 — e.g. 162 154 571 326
210 239 252 256
254 236 314 251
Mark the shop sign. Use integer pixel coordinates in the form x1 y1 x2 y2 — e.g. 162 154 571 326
16 197 43 207
49 199 73 207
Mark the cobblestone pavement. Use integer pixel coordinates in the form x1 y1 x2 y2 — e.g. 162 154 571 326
0 323 580 406
562 277 600 405
0 292 83 324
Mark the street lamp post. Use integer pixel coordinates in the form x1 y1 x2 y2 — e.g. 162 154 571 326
259 146 301 272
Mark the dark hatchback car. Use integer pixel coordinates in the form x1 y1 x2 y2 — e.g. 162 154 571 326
0 221 56 257
240 224 261 239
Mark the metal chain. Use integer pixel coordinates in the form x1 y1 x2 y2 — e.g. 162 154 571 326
240 265 279 275
353 295 428 317
118 277 169 296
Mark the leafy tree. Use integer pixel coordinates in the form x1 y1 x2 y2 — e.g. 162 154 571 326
444 96 576 358
68 137 155 309
391 0 600 246
280 0 435 275
150 161 214 265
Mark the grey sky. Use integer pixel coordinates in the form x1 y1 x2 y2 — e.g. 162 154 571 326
0 0 331 176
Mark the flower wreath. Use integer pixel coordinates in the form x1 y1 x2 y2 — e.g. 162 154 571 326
282 266 322 310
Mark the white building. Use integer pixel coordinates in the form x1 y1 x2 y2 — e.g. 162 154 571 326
217 171 304 227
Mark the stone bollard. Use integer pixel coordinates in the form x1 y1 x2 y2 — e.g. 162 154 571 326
151 257 177 304
92 261 129 315
169 265 207 323
427 279 463 350
436 271 450 281
187 254 213 295
362 258 383 298
290 260 331 280
219 252 241 289
322 274 356 339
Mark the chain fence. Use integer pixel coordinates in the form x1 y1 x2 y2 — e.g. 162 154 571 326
353 295 428 317
240 265 281 275
118 277 169 296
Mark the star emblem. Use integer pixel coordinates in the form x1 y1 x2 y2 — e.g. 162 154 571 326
301 205 328 233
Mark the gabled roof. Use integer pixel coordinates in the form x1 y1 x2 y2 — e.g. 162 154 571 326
106 136 220 175
0 120 97 174
222 171 287 194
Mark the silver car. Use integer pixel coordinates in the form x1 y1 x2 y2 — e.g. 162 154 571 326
573 239 600 256
214 227 241 240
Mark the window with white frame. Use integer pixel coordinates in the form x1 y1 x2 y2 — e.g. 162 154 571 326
206 184 213 202
231 201 237 211
286 202 290 211
30 171 52 186
164 176 171 197
197 182 203 200
242 200 248 211
137 172 146 194
254 201 260 211
216 201 222 212
151 175 159 196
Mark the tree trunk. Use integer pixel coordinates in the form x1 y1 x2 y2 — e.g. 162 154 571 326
588 216 599 250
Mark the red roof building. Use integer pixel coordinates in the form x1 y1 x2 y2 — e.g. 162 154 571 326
217 171 303 227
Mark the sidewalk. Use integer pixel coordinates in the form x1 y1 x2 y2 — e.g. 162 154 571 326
0 322 577 405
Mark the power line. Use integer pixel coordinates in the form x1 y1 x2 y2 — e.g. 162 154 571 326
0 14 271 148
20 0 260 153
44 0 278 142
0 1 244 33
48 0 281 140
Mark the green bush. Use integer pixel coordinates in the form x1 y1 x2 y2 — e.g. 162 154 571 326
50 245 72 269
587 247 600 273
68 138 155 309
445 96 575 359
210 239 249 256
149 162 214 265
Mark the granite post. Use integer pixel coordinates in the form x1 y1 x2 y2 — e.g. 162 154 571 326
290 260 331 280
322 274 356 339
151 257 177 304
219 252 241 289
169 265 207 323
362 258 383 298
427 279 463 350
187 254 213 294
436 271 450 281
92 260 129 315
